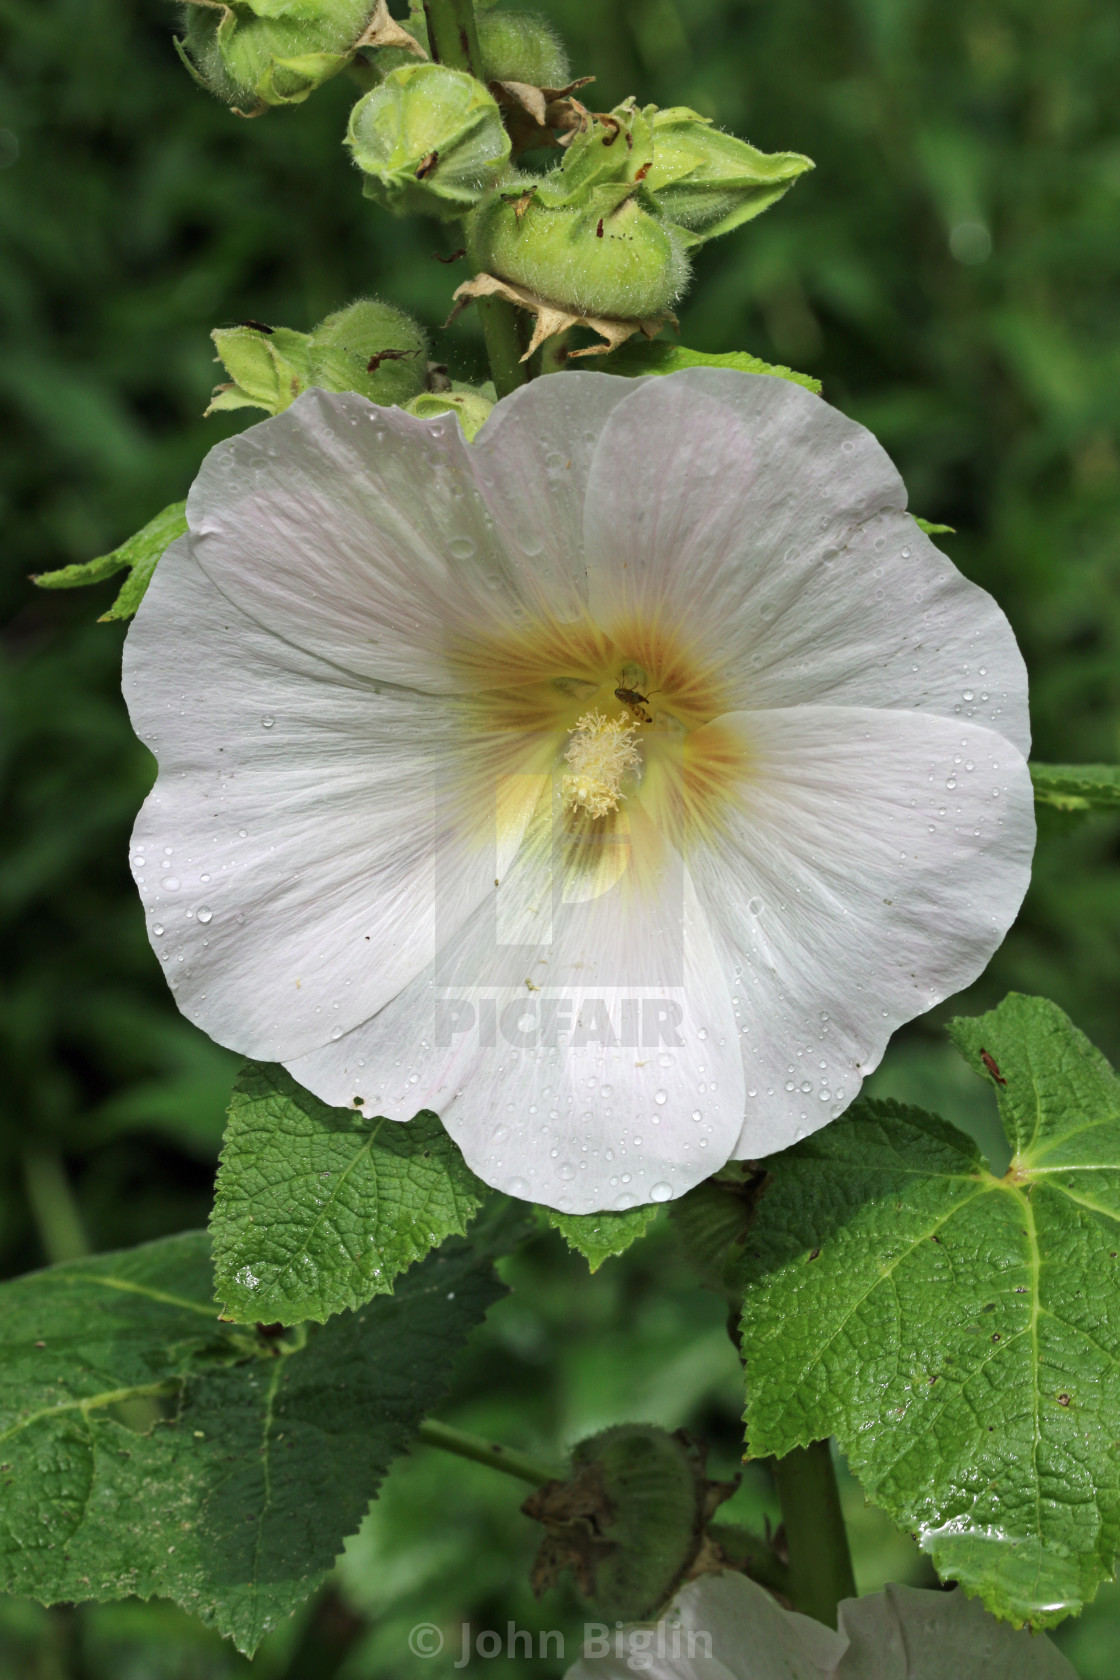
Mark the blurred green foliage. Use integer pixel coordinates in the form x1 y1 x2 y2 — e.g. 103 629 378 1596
0 0 1118 1673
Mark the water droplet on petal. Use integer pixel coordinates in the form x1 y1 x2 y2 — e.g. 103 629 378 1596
261 715 275 728
162 876 180 891
196 906 213 924
649 1181 674 1203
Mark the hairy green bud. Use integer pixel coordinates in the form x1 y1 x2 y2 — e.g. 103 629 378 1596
176 0 417 113
470 188 688 319
404 385 494 440
477 9 569 86
646 107 813 245
347 63 511 218
522 1425 734 1622
468 105 688 319
374 4 568 87
207 299 427 415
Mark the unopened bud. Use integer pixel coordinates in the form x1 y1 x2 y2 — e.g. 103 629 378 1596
476 9 569 86
404 385 494 440
207 299 427 415
647 107 813 244
522 1425 734 1621
347 63 511 218
176 0 416 114
472 188 688 319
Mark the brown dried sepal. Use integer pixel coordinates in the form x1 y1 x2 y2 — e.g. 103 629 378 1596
448 273 677 361
489 76 596 152
355 0 427 56
522 1460 616 1600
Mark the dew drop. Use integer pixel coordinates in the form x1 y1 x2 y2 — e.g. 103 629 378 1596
152 923 164 936
748 896 764 915
261 715 275 728
653 1089 668 1105
161 876 180 891
508 1177 530 1198
649 1182 674 1203
448 536 476 561
196 906 213 924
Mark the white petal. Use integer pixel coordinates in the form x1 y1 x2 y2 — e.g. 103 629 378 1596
288 800 744 1212
581 369 1029 755
123 539 497 1060
836 1583 1077 1679
683 705 1034 1159
470 370 649 618
565 1572 844 1680
184 389 587 691
564 1576 1074 1680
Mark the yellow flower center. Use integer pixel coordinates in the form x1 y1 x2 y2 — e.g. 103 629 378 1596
447 611 751 869
561 710 642 819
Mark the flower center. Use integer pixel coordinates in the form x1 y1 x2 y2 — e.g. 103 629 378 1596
561 710 642 819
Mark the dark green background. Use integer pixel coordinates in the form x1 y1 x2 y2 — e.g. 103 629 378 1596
2 0 1118 1673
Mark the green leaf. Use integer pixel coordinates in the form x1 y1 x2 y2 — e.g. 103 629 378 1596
592 339 822 394
1030 762 1120 813
736 994 1120 1630
0 1230 506 1653
913 516 956 535
31 501 187 622
546 1204 660 1271
211 1063 489 1326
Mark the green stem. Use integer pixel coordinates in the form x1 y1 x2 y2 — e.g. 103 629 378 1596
426 0 530 398
771 1440 856 1627
423 0 483 76
417 1419 561 1487
22 1146 90 1265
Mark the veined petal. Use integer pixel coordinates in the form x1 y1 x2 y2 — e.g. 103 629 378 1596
287 799 745 1212
581 369 1030 755
185 389 587 693
565 1571 844 1680
683 704 1035 1159
123 539 504 1060
470 371 649 620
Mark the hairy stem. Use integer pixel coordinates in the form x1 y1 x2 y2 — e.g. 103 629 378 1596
464 228 532 400
771 1440 856 1627
22 1145 90 1265
426 0 530 398
423 0 483 75
417 1419 561 1487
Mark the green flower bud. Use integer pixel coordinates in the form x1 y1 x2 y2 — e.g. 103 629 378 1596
476 9 569 87
347 63 511 218
206 299 427 415
404 385 494 441
646 107 813 245
469 169 689 320
176 0 412 113
207 324 313 414
522 1425 734 1622
545 99 654 210
467 102 691 320
371 4 567 88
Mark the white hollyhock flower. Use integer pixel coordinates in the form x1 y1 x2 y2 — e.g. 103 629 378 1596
565 1571 1075 1678
123 369 1034 1213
